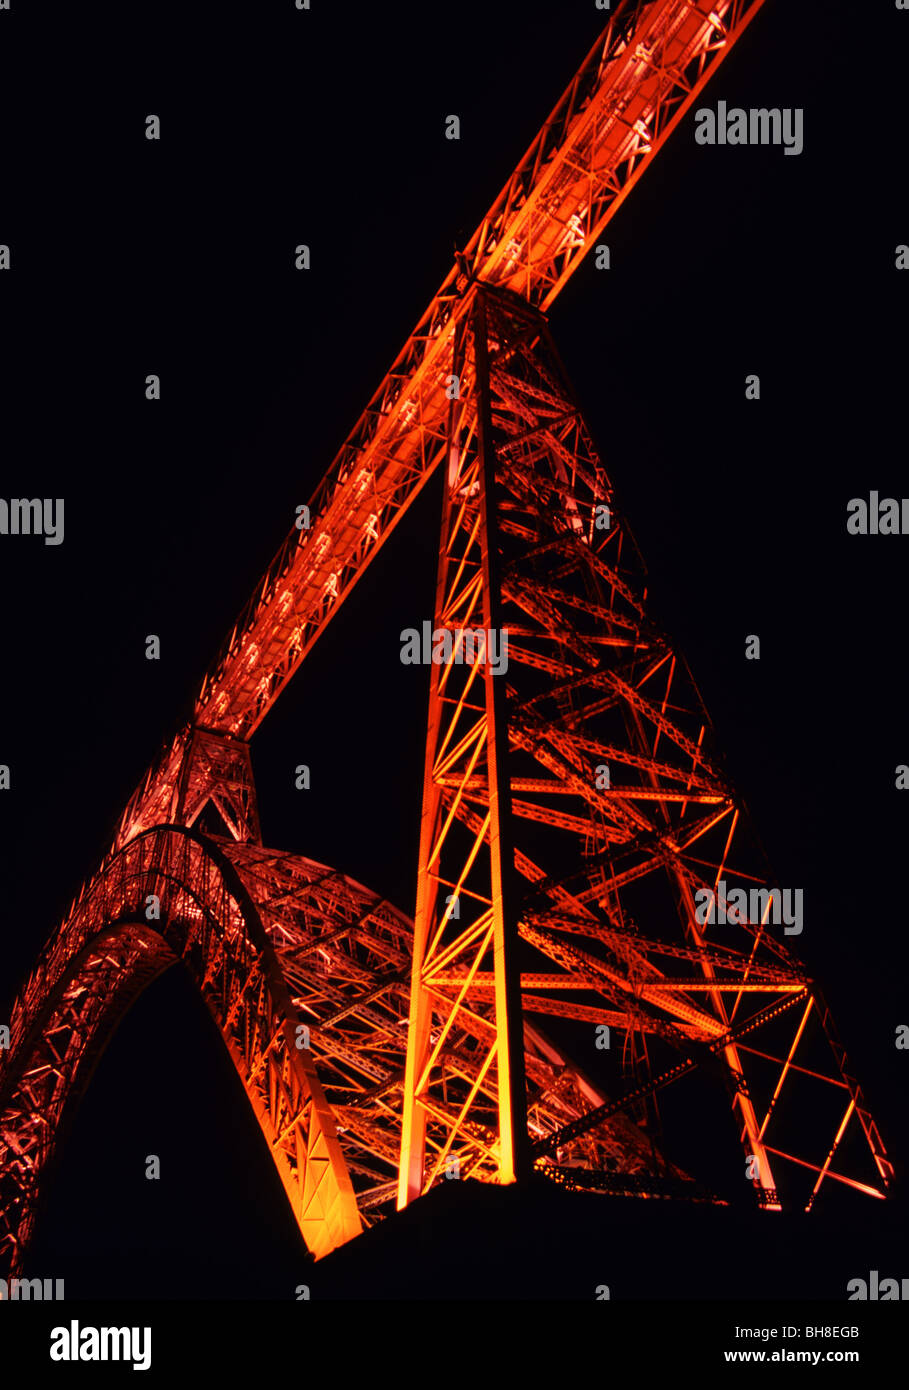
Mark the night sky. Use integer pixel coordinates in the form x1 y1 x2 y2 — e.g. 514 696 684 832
1 0 907 1303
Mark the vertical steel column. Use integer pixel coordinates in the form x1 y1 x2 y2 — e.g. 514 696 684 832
397 319 468 1208
398 295 530 1207
471 291 531 1184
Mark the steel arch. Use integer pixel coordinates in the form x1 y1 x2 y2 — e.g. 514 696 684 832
1 824 673 1278
0 826 362 1275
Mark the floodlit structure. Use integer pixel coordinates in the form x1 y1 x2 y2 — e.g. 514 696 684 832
0 0 891 1276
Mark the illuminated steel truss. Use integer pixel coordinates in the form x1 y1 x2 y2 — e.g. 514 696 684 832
0 0 893 1279
111 0 772 844
0 819 675 1272
397 285 892 1212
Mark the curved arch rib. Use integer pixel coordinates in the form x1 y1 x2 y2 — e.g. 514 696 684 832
0 826 362 1276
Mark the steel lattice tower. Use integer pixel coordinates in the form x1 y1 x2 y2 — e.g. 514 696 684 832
0 0 892 1278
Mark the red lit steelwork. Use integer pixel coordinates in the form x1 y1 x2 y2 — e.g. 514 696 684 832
0 0 892 1280
112 0 770 845
397 285 891 1213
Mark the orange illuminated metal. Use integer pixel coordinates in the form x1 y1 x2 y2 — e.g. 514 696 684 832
393 284 892 1213
112 0 771 846
0 0 893 1283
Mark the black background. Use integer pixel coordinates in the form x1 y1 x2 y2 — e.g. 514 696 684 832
1 0 907 1300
